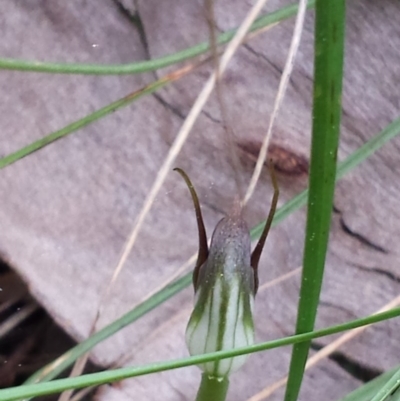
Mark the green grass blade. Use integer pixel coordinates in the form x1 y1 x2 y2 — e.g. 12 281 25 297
393 388 400 401
2 308 400 401
23 115 400 386
393 390 400 401
283 0 346 399
339 367 400 401
0 75 176 169
0 1 315 75
336 116 400 177
370 368 400 401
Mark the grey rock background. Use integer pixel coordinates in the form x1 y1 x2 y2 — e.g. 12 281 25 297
0 0 399 400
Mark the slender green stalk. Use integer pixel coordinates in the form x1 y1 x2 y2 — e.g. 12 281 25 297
370 368 400 401
195 374 229 401
283 0 346 400
0 74 177 169
22 115 400 386
1 307 400 401
0 1 315 75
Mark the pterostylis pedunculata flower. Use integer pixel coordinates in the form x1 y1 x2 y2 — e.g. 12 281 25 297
174 165 279 379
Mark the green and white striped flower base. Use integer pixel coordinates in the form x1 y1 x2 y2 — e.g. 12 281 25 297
186 214 256 378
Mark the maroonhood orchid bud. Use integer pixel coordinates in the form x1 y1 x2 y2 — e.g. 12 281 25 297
174 167 278 379
185 211 255 377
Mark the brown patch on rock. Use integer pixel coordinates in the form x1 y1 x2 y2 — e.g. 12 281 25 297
237 141 309 176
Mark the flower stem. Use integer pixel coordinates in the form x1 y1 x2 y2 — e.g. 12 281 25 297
195 374 229 401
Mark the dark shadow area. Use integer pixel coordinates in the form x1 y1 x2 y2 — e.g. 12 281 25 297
0 259 99 400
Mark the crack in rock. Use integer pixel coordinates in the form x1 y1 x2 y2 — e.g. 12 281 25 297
152 93 186 120
339 216 388 254
311 341 383 383
350 262 400 284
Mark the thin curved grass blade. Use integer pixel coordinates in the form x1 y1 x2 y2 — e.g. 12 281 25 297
0 1 315 75
370 368 400 401
2 308 400 401
0 66 193 169
338 366 400 401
